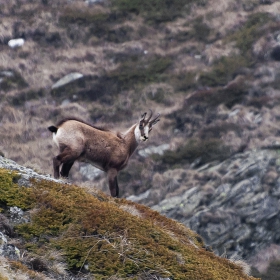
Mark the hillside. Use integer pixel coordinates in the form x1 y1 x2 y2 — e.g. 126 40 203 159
1 0 280 278
0 157 257 279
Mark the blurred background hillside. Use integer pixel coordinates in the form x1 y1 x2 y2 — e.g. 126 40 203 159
1 0 280 278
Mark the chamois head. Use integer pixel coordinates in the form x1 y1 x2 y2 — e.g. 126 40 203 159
136 110 160 142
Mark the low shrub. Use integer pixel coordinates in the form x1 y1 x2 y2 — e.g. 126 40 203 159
112 0 199 24
190 16 211 43
229 12 271 57
198 55 250 87
89 103 133 123
170 71 196 92
106 26 134 43
107 55 172 90
186 77 249 109
199 122 242 139
8 89 46 106
0 70 28 92
59 6 109 26
153 138 231 167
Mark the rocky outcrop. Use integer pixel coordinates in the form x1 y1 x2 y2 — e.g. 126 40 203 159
134 149 280 272
0 156 62 187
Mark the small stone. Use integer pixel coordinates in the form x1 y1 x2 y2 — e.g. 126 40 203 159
8 38 25 48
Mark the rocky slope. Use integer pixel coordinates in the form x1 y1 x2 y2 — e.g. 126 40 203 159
0 157 256 279
1 0 280 278
151 149 280 270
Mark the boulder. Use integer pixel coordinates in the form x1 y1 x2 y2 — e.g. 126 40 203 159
138 144 170 157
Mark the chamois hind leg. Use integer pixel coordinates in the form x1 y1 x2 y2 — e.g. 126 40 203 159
107 168 119 197
60 161 75 178
53 147 80 179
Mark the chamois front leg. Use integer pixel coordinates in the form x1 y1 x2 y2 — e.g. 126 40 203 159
107 168 119 197
61 161 75 178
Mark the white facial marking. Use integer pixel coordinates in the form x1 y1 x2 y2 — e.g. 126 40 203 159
144 126 149 138
134 125 141 143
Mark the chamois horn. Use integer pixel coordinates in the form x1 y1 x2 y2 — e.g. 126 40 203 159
146 109 153 123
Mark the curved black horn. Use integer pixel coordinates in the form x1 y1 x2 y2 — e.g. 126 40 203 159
146 109 153 123
149 113 160 126
141 112 147 120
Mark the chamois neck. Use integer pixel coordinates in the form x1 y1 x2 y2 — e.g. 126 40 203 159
123 124 139 156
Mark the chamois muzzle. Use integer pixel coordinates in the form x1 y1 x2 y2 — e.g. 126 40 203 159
141 135 149 141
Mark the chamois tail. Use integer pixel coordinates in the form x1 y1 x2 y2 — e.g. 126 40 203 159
48 126 58 133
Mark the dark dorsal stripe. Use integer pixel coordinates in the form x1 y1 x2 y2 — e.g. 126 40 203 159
56 117 109 132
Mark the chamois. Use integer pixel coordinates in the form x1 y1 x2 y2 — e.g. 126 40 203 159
48 110 160 197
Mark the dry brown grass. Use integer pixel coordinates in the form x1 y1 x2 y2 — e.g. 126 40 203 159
0 0 278 200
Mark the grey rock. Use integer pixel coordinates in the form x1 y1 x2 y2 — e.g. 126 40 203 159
0 244 20 260
80 164 104 180
241 195 279 224
8 38 24 48
271 177 280 197
152 187 203 217
9 206 23 217
0 232 7 245
231 224 252 243
0 231 20 260
0 156 64 185
0 71 14 77
51 72 84 90
127 190 150 202
85 0 105 4
61 99 71 106
138 144 170 157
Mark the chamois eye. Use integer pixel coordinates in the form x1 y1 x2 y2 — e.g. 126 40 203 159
139 124 143 128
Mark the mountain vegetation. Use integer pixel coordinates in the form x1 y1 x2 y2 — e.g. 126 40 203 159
1 0 280 278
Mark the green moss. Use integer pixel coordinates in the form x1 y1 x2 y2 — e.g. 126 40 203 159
0 169 33 210
0 168 257 279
